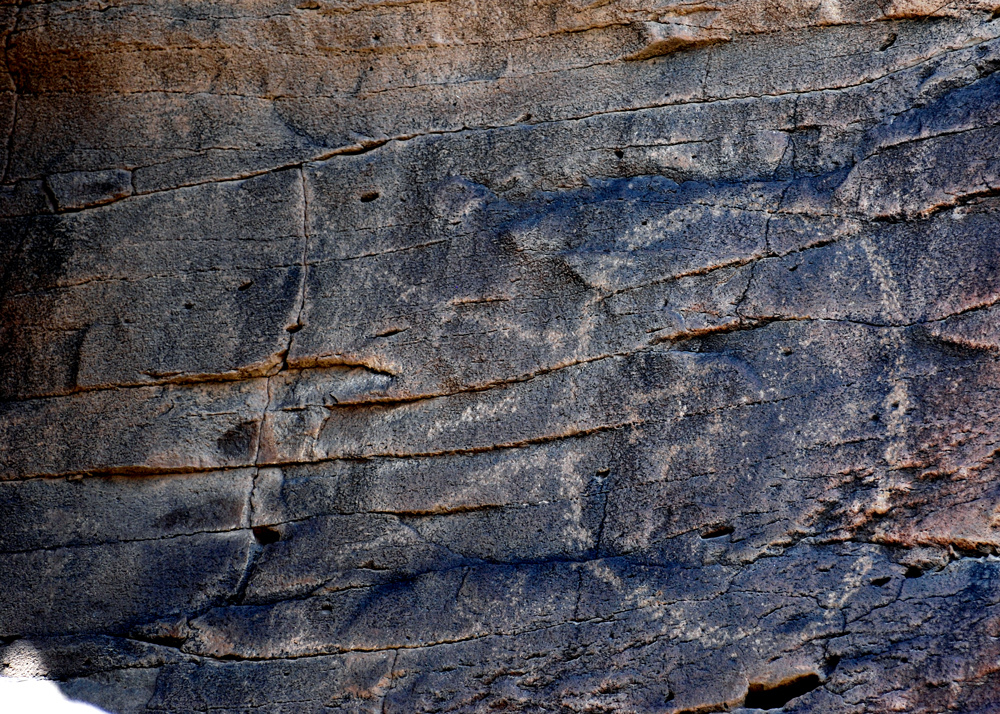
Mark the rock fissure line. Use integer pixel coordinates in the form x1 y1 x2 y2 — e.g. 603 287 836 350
5 26 996 208
229 168 314 605
5 8 1000 711
0 0 21 186
6 286 997 410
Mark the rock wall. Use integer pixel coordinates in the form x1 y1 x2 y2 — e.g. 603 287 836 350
3 1 1000 711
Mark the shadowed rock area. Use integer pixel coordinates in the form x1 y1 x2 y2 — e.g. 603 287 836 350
3 1 1000 711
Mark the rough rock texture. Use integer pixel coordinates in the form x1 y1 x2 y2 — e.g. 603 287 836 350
3 1 1000 712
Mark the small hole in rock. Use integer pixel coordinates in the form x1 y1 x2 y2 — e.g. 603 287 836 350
286 323 303 333
879 33 897 51
701 525 734 539
744 673 821 710
871 576 891 587
871 413 880 421
360 191 380 202
376 326 407 338
252 525 281 545
614 149 624 159
184 302 194 309
825 655 841 674
321 603 333 611
788 264 798 272
238 280 253 291
904 566 924 579
891 401 900 409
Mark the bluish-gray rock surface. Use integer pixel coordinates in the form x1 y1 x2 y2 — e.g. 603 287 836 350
3 1 1000 711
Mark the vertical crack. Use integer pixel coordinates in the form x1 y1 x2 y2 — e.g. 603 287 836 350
382 649 400 714
571 568 584 621
1 0 22 185
456 566 471 602
232 169 310 605
763 212 774 257
39 176 56 211
232 374 276 605
734 260 757 320
288 165 310 349
593 473 611 559
699 44 712 100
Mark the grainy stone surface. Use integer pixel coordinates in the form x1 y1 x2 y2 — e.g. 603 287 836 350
3 1 1000 712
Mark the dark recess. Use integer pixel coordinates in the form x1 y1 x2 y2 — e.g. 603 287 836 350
701 525 735 539
744 673 821 710
252 525 281 545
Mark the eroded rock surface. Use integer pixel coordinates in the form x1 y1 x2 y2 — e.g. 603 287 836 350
3 1 1000 712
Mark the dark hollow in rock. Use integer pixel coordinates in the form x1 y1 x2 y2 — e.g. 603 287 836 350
252 526 281 545
215 421 257 460
744 673 822 710
700 525 735 539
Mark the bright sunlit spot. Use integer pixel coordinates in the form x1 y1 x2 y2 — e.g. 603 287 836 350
1 641 111 713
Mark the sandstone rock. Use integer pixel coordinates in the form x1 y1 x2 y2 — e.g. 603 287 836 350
3 2 1000 713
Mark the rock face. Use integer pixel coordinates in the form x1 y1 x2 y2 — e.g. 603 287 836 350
3 1 1000 712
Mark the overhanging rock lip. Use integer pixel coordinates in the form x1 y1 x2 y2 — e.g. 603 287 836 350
622 21 731 61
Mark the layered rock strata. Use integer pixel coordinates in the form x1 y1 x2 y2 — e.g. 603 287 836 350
3 1 1000 712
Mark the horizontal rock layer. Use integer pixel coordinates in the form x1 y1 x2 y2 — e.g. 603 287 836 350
2 1 1000 712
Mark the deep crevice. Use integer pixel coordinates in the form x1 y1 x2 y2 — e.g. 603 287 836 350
252 525 281 545
0 1 22 186
744 673 821 710
700 525 735 539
